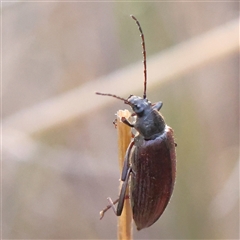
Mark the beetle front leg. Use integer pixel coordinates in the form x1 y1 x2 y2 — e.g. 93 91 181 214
121 116 134 128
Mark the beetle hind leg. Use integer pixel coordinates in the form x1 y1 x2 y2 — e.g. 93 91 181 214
116 167 132 215
99 167 132 218
99 198 119 219
99 194 130 219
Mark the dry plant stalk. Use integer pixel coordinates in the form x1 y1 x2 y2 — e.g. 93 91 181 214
116 110 133 240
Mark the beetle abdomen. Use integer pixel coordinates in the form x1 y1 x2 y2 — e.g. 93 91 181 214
130 126 176 230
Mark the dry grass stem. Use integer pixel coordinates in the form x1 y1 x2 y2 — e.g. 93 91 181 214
116 110 133 240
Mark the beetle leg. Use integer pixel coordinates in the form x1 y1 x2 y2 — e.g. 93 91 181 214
99 198 119 219
105 168 132 216
102 141 134 217
100 141 134 218
121 116 134 128
99 195 130 219
152 101 163 111
116 167 132 216
121 140 134 181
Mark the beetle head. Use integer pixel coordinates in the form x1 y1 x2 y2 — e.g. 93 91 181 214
127 95 151 117
95 92 151 117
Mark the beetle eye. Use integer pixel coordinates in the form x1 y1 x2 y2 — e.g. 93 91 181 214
135 104 143 111
134 104 144 115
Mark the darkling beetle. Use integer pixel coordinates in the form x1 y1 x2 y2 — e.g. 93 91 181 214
96 15 176 231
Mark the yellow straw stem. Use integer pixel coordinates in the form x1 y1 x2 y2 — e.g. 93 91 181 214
116 110 133 240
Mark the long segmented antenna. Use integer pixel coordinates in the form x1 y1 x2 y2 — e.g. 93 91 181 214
130 15 147 99
95 92 133 106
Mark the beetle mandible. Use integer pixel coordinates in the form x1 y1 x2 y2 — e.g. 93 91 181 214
96 15 176 231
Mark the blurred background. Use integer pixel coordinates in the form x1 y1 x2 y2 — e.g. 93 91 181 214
2 2 239 240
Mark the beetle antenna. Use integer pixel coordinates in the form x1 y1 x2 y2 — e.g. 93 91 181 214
95 92 133 106
131 15 147 99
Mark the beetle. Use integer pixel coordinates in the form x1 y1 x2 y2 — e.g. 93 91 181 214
96 15 176 230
